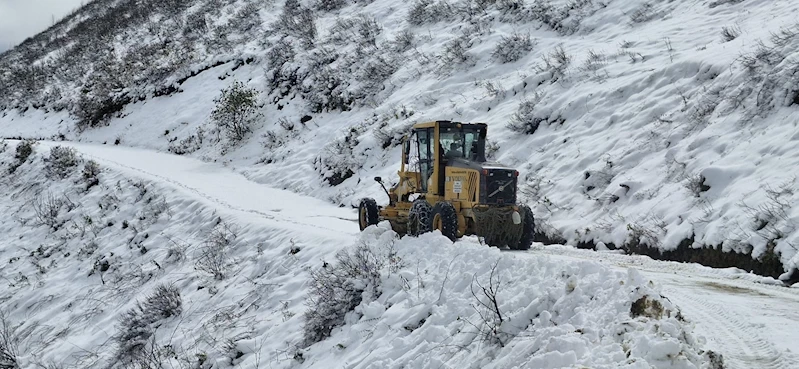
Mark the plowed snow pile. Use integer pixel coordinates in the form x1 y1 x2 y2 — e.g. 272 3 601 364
311 225 717 369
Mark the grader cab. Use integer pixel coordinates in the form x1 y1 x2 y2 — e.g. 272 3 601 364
358 120 534 250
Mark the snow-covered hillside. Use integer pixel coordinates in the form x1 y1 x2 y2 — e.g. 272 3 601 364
3 0 799 280
0 140 728 368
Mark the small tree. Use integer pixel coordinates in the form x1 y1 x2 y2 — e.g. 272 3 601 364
210 81 261 142
83 160 101 189
45 146 79 179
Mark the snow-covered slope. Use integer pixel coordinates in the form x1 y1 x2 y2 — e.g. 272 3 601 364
1 2 798 275
0 141 720 368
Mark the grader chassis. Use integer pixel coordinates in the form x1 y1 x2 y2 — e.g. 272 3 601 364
358 120 534 249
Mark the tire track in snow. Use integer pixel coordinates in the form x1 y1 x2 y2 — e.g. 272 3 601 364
522 245 799 369
48 143 355 237
664 287 799 369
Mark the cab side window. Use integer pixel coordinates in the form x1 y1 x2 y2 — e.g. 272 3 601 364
417 129 433 192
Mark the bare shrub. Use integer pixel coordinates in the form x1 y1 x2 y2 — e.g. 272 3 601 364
492 33 535 64
506 92 563 135
480 80 506 100
132 181 149 202
140 284 183 320
261 128 298 151
371 107 416 149
194 221 237 280
0 312 19 369
740 181 796 242
266 38 296 71
583 159 616 195
389 29 415 53
629 2 657 24
136 195 171 226
113 284 182 365
356 54 401 105
275 0 317 47
72 93 131 132
466 261 510 346
302 242 386 347
314 127 363 186
31 191 67 230
740 41 779 73
663 37 675 62
302 49 357 113
168 127 205 155
407 0 454 26
164 235 190 264
485 139 500 160
769 25 799 47
211 81 261 142
229 2 262 34
535 45 571 82
328 15 382 47
8 140 35 174
688 87 721 127
721 25 741 42
684 173 710 197
626 220 663 248
582 49 607 72
437 34 474 73
316 0 348 12
44 146 79 179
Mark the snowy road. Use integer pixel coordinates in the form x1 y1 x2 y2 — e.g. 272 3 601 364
40 141 360 242
48 142 799 369
523 246 799 369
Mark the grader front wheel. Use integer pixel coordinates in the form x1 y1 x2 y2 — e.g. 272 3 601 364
407 198 433 236
358 198 379 231
431 202 458 242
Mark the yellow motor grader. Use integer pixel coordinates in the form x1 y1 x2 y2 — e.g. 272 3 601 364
358 120 534 249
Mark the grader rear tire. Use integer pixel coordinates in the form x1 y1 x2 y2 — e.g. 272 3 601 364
407 198 432 236
430 202 458 242
511 205 535 250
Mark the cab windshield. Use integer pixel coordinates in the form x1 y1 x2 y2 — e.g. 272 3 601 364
440 126 486 162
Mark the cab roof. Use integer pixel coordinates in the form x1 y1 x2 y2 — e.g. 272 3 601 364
411 120 488 130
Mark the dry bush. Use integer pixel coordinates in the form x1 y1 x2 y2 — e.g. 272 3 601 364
30 191 69 231
194 222 237 280
0 312 19 369
302 242 391 346
492 33 535 64
113 284 182 366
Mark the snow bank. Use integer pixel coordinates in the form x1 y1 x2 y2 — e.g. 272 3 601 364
303 224 717 369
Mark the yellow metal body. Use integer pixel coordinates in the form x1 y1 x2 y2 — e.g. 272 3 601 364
379 121 518 237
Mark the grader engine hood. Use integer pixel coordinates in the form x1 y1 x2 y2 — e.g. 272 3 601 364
481 167 518 205
447 158 518 205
